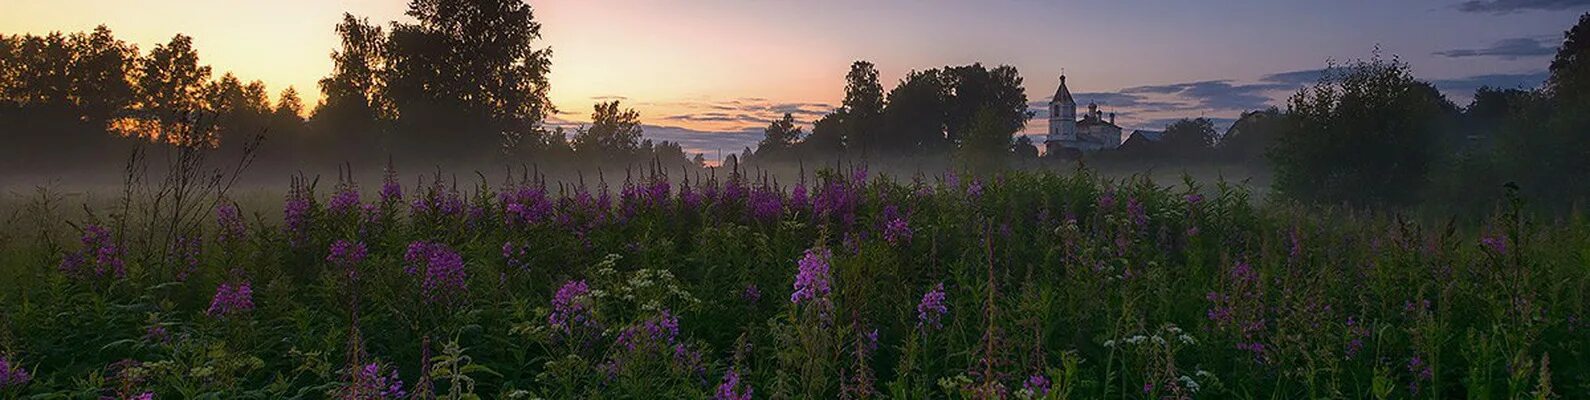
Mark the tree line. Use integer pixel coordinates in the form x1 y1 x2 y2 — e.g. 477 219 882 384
746 61 1036 171
0 0 697 178
1229 14 1589 211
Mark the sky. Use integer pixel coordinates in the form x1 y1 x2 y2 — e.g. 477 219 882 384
2 0 1583 159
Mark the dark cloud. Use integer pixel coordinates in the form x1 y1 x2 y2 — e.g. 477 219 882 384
662 112 768 124
1120 80 1280 110
1454 0 1590 14
590 95 629 101
1260 69 1328 86
652 98 834 126
1431 71 1549 94
1434 36 1558 60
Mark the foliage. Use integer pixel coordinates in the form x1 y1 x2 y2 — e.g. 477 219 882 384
2 164 1584 398
1269 52 1458 207
571 100 644 160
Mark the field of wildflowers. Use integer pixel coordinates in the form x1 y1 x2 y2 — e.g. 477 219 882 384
0 166 1584 399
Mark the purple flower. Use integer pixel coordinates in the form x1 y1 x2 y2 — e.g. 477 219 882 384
380 164 402 205
59 224 125 280
1023 374 1051 397
741 283 761 303
966 179 984 199
129 392 153 400
1345 316 1370 359
0 356 30 388
1407 355 1433 394
882 206 913 246
615 310 681 352
1185 193 1205 204
328 183 361 215
850 166 869 184
283 180 313 247
144 324 170 344
350 362 407 399
1127 197 1147 228
501 186 554 226
502 241 531 272
1480 235 1507 255
714 368 753 400
917 283 948 330
549 280 597 340
1097 189 1117 210
680 183 703 210
747 186 783 222
168 235 202 282
403 241 467 307
216 203 246 242
790 247 833 305
327 239 368 280
206 281 255 317
790 183 809 211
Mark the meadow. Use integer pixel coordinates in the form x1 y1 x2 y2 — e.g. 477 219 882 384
0 165 1584 399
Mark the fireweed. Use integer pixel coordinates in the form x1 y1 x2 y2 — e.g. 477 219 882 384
206 281 255 317
11 170 1589 397
790 247 834 316
548 279 598 345
327 239 368 281
283 178 314 247
342 361 407 399
58 224 125 281
917 283 948 330
403 241 468 307
714 368 752 400
881 204 913 246
167 235 202 282
501 241 531 272
328 179 362 216
0 356 29 389
215 202 247 242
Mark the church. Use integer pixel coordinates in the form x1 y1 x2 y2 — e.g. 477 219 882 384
1044 75 1123 154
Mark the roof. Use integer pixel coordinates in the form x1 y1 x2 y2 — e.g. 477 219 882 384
1052 75 1075 105
1130 130 1165 141
1077 113 1120 129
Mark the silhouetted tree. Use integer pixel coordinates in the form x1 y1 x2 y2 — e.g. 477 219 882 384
572 101 642 160
841 61 885 155
1549 13 1590 101
880 68 949 154
755 112 803 158
958 107 1012 172
314 13 388 135
943 64 1030 146
1012 135 1039 161
800 110 848 155
206 73 272 143
1160 117 1217 160
136 34 210 116
67 26 138 122
1488 12 1590 205
386 0 554 161
1217 108 1284 165
1270 53 1456 206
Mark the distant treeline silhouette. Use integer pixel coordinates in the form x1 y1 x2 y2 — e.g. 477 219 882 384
0 0 697 179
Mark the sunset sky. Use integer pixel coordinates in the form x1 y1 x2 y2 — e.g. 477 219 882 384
2 0 1581 158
